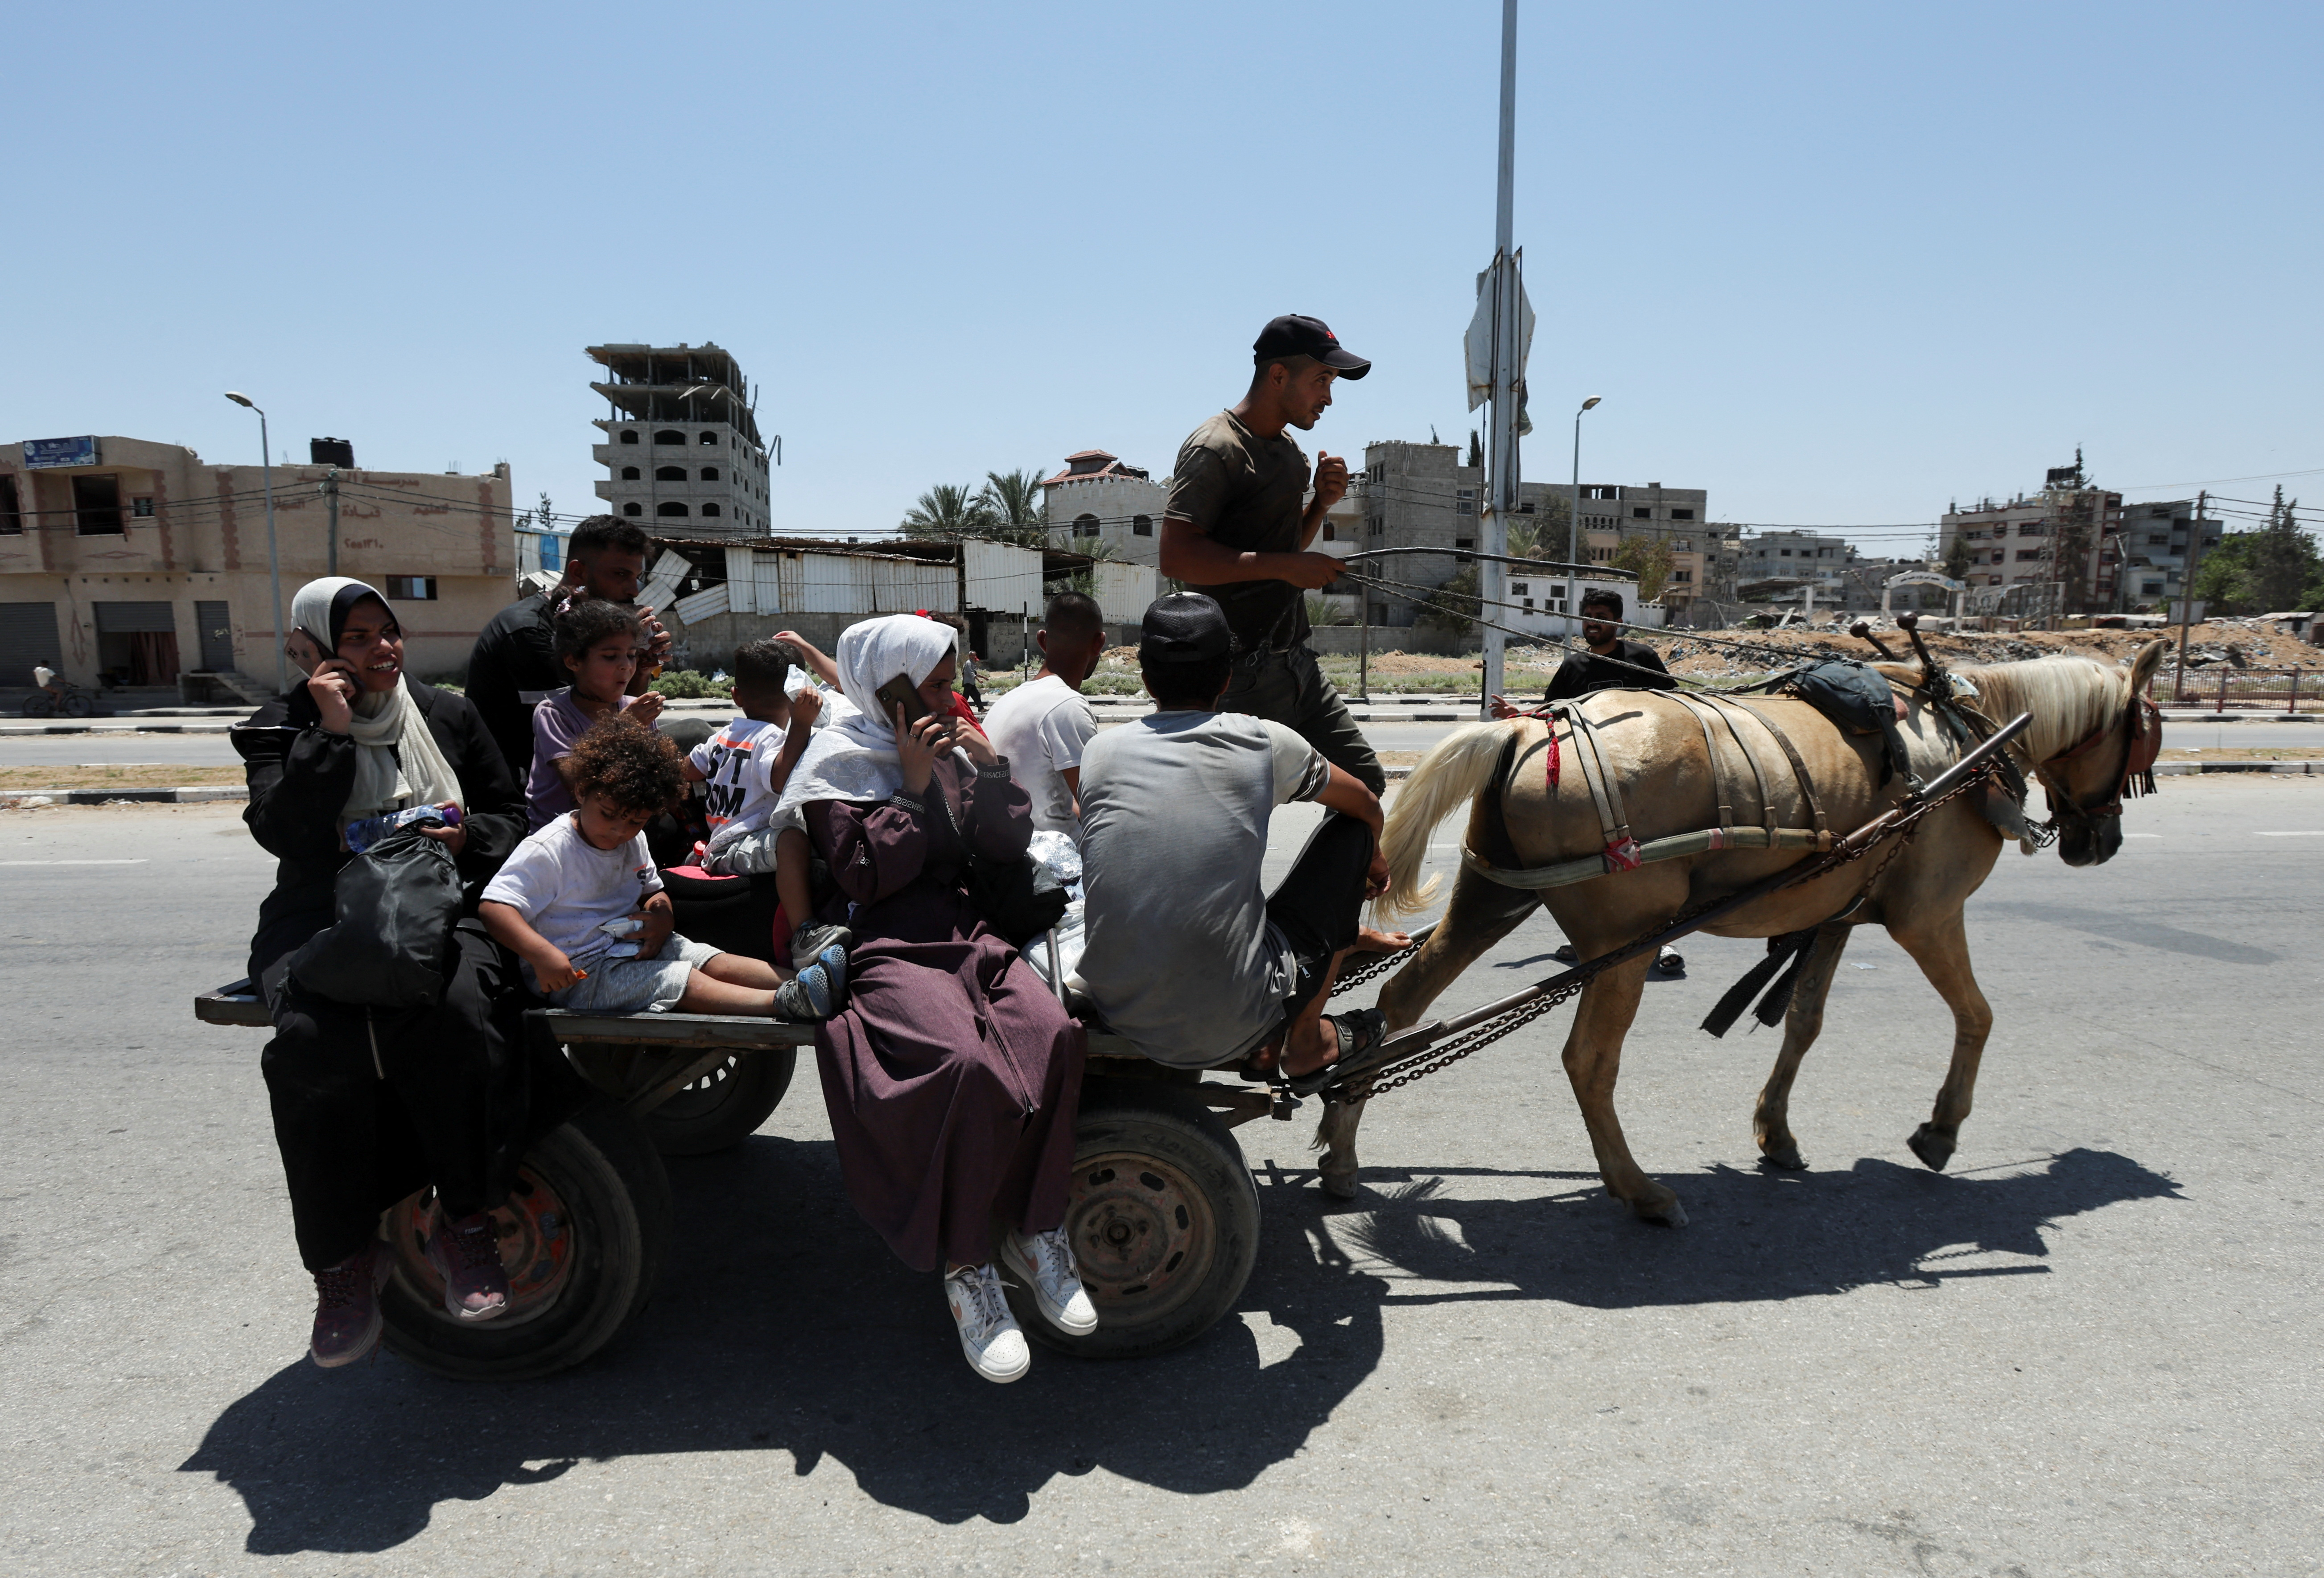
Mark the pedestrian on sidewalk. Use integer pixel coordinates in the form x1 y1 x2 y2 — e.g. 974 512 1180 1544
1159 314 1385 793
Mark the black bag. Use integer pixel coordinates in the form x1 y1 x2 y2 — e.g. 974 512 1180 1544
934 778 1068 946
287 826 464 1008
1771 659 1917 788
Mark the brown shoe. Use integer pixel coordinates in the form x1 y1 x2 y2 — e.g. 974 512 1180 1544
309 1244 388 1368
426 1211 511 1322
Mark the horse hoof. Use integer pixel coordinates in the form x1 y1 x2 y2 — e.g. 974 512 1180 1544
1759 1143 1807 1172
1633 1196 1689 1228
1907 1124 1955 1172
1319 1166 1360 1201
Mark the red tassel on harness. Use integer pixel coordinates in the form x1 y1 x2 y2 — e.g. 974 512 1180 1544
1545 725 1560 791
1602 835 1642 873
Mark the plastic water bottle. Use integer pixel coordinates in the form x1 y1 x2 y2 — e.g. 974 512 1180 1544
346 803 461 854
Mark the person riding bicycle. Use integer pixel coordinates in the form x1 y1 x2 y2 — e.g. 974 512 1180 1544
33 660 65 704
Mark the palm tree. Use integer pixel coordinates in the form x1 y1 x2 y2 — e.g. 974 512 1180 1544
899 483 995 541
977 468 1049 548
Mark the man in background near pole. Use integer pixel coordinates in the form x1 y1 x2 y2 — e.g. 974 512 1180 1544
1488 588 1673 714
465 515 672 782
1160 314 1385 794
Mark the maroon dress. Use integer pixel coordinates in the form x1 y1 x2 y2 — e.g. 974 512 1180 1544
806 757 1086 1273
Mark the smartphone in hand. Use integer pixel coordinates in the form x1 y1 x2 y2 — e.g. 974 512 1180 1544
873 672 932 728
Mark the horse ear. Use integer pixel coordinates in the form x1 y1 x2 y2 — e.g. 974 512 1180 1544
2125 638 2168 697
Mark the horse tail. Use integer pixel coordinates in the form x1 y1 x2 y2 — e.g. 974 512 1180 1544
1377 720 1516 918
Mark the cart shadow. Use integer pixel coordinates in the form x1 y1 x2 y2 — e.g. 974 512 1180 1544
178 1138 2177 1554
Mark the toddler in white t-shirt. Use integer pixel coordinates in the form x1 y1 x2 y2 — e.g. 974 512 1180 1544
482 716 845 1019
680 637 853 971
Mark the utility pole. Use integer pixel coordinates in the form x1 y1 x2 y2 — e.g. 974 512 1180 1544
224 392 284 692
2174 489 2210 703
1478 0 1520 716
321 466 340 577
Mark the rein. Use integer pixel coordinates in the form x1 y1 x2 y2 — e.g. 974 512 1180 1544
2025 692 2161 823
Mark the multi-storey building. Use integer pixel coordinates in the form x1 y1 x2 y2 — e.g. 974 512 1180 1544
589 342 774 539
0 433 512 692
1939 461 2126 615
1735 529 1854 599
2114 499 2221 606
1040 449 1168 569
1354 441 1710 624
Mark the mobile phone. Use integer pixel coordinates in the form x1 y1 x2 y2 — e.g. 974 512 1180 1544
874 672 933 727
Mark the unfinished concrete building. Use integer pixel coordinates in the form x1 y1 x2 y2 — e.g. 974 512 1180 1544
589 343 773 538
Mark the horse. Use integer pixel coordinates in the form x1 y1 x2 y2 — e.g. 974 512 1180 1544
1315 639 2168 1226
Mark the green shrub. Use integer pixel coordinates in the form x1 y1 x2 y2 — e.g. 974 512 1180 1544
648 669 732 700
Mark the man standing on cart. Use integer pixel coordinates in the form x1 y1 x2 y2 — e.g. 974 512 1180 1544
1160 314 1385 794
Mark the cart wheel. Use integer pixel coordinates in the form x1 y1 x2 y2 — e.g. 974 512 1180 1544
1009 1075 1260 1360
377 1098 672 1381
60 692 93 718
642 1047 796 1156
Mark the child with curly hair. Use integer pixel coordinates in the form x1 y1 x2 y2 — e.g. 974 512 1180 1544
527 596 666 830
482 717 841 1020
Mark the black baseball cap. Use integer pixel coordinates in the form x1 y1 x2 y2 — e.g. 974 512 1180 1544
1138 593 1234 665
1253 314 1371 379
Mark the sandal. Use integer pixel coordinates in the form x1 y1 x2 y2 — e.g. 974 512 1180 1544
1286 1008 1386 1096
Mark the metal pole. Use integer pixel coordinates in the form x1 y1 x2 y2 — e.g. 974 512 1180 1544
260 411 283 693
1478 0 1518 718
1569 409 1583 645
323 466 339 577
2174 490 2208 705
1358 597 1370 702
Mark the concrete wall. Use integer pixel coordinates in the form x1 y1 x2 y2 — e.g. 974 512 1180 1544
0 435 512 688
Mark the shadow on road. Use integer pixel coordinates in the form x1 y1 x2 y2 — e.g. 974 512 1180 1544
179 1140 2177 1554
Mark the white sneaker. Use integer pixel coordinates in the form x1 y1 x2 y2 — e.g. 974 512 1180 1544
1002 1226 1099 1336
943 1263 1030 1383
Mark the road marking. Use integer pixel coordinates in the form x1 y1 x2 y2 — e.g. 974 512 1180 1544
0 859 149 865
2254 832 2324 837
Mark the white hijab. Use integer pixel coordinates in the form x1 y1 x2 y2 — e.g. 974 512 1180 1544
291 576 464 829
774 614 959 816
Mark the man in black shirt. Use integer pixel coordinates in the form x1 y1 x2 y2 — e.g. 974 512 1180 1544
1160 314 1385 793
465 515 670 781
1491 588 1674 714
1491 586 1686 972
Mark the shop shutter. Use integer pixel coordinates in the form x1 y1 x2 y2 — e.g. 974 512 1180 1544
0 602 63 687
93 601 177 634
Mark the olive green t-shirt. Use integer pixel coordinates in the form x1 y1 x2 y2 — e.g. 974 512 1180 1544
1163 410 1313 652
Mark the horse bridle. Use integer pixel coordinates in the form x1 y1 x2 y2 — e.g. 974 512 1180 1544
2026 692 2162 823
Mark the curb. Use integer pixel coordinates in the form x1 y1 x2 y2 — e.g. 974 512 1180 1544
0 722 235 736
1 785 248 806
2153 762 2324 775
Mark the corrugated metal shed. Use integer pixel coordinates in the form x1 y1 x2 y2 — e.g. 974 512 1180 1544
962 540 1046 617
1091 561 1160 624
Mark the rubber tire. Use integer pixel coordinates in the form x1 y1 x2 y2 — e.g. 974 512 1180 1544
641 1047 797 1156
20 695 53 718
379 1099 672 1381
60 693 92 718
1010 1075 1260 1360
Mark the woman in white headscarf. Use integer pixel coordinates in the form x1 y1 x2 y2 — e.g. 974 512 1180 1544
785 614 1091 1385
231 577 548 1369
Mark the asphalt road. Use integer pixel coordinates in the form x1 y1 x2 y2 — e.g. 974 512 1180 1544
3 716 2316 775
2 781 2321 1575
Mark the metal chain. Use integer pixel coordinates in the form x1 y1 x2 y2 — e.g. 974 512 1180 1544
1334 760 2004 1104
1329 936 1424 996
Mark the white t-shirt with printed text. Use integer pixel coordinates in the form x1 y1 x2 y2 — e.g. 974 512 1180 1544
481 813 663 970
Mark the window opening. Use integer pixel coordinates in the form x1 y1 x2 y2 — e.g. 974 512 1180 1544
73 475 124 536
700 467 719 482
653 430 685 445
655 466 686 482
384 576 438 601
657 502 689 518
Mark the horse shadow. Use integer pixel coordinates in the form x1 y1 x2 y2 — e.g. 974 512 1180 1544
178 1141 2177 1555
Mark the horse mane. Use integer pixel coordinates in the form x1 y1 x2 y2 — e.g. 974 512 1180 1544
1940 655 2122 762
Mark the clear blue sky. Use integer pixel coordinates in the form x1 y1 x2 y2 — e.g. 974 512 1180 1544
8 1 2318 553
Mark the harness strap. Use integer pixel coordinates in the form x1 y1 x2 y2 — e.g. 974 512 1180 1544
1665 692 1735 834
1462 824 1831 891
1717 697 1831 841
1692 695 1782 836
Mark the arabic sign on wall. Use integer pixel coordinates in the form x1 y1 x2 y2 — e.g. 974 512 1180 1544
23 436 99 470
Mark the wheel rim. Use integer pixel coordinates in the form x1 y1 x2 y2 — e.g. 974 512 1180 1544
383 1162 577 1331
1065 1149 1216 1329
652 1055 744 1121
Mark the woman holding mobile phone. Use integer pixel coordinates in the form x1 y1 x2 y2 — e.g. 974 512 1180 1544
232 577 542 1370
773 614 1091 1384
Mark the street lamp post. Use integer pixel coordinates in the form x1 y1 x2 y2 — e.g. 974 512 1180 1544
1567 396 1602 647
224 392 285 692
